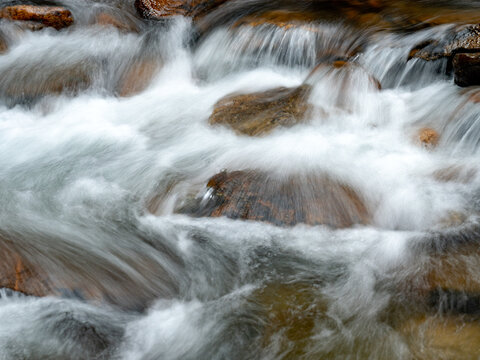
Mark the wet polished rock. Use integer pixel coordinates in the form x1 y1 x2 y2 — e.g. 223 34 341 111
0 5 74 30
209 85 312 136
179 170 370 228
453 53 480 87
135 0 228 20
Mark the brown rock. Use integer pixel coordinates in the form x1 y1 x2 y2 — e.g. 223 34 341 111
453 52 480 87
0 241 52 297
308 59 382 90
426 247 480 294
233 10 320 31
135 0 228 20
418 128 439 148
117 59 160 97
0 33 6 54
179 170 370 228
250 283 327 358
209 85 311 136
400 316 480 359
433 165 476 184
411 25 480 61
0 235 178 311
469 90 480 103
0 63 92 102
94 12 139 33
0 5 74 30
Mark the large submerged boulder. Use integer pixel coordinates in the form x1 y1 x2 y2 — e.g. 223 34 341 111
0 242 52 297
179 170 370 228
209 85 312 136
0 5 74 30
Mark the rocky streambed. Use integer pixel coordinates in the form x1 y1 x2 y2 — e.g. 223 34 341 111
0 0 480 359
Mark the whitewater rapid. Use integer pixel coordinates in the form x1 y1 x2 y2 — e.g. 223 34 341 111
0 4 479 359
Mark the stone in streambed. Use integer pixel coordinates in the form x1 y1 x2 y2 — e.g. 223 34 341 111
94 12 139 33
452 53 480 87
250 283 327 358
135 0 228 20
179 170 370 228
307 59 382 90
408 25 480 87
417 127 439 148
0 63 92 103
0 32 7 54
117 59 161 97
411 25 480 61
0 5 74 30
400 315 480 359
0 241 52 297
209 85 312 136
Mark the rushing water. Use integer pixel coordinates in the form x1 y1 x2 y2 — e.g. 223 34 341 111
0 1 480 359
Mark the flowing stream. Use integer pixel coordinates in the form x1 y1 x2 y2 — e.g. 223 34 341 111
0 1 480 359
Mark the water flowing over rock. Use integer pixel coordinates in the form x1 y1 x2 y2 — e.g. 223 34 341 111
209 85 312 136
94 12 139 33
0 5 74 30
1 0 480 358
411 25 480 61
0 33 6 54
408 25 480 86
117 59 161 97
179 170 370 228
0 241 52 297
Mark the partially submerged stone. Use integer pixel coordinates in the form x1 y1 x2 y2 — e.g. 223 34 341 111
418 127 440 148
400 315 480 359
0 63 92 103
233 10 321 31
179 170 370 228
0 235 178 311
117 59 160 97
412 25 480 61
135 0 228 20
0 32 6 54
0 244 51 297
209 85 312 136
452 52 480 87
0 5 74 30
433 165 476 184
307 59 382 90
250 283 327 358
94 12 139 33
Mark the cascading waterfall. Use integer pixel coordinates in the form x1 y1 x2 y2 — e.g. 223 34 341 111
0 0 480 359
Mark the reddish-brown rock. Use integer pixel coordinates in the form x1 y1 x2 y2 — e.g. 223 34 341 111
94 12 139 33
233 10 321 31
209 85 312 136
251 283 327 358
418 127 439 148
400 315 480 359
452 52 480 87
179 170 370 228
0 63 92 102
117 59 160 97
0 33 6 54
135 0 228 20
0 5 74 30
0 241 51 297
411 25 480 61
307 59 382 90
